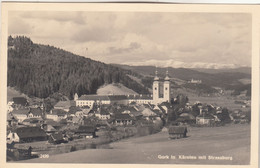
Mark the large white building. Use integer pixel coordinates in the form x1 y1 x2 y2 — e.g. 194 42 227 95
75 69 172 106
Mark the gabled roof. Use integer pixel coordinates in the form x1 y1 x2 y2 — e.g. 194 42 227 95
54 101 71 108
50 109 67 116
23 118 43 123
15 126 47 139
29 108 43 116
75 125 96 133
50 132 64 141
78 95 110 101
45 125 57 132
12 97 28 106
12 108 30 115
45 120 61 127
108 95 127 101
114 113 133 120
127 94 153 100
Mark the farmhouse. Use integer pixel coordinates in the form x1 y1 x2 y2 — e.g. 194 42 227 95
54 101 71 112
7 126 47 143
10 97 29 107
74 125 96 138
46 109 67 121
12 108 30 123
27 108 43 118
114 113 133 126
95 110 111 120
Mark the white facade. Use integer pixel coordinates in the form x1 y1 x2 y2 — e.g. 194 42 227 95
76 99 111 107
7 132 19 143
153 70 171 104
45 114 67 121
13 114 27 123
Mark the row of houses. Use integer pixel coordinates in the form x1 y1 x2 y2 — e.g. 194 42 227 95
7 125 97 143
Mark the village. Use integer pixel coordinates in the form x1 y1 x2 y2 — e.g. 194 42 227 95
6 70 251 161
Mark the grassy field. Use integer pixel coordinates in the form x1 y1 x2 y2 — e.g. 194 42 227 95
20 124 250 165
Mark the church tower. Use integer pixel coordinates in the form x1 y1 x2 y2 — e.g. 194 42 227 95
163 69 171 102
153 68 160 104
74 93 79 101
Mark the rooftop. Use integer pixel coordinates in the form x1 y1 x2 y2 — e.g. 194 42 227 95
15 126 47 139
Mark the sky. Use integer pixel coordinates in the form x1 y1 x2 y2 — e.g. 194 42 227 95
8 11 252 69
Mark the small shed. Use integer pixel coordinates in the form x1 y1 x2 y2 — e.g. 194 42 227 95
168 126 187 139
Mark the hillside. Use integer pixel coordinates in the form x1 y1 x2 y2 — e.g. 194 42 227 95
97 83 137 95
113 64 251 96
192 67 251 75
7 36 149 99
114 64 250 87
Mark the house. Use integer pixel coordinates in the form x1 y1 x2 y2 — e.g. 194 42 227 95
48 132 67 144
13 97 29 106
45 109 67 121
95 110 110 120
54 101 71 112
74 125 96 138
27 108 43 118
7 113 18 127
114 113 133 126
196 114 215 126
7 126 47 143
12 108 30 123
168 126 187 139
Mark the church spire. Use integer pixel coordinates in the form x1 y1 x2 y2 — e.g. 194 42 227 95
164 67 170 81
154 66 159 81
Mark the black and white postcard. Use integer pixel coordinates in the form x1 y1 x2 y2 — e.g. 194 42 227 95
1 3 259 168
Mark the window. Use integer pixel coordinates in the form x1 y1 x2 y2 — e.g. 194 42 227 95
165 87 168 90
155 87 157 90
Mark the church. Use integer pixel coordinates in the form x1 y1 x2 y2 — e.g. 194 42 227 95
152 69 171 104
75 69 171 106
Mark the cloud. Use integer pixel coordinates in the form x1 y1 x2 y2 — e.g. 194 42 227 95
8 11 251 68
108 42 141 54
71 27 115 42
8 16 31 34
19 11 86 25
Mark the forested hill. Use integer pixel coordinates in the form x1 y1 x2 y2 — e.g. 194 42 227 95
7 36 149 99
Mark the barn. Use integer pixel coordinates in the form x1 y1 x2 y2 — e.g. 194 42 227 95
168 126 187 139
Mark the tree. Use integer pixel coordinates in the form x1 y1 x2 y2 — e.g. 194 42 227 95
217 108 231 123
